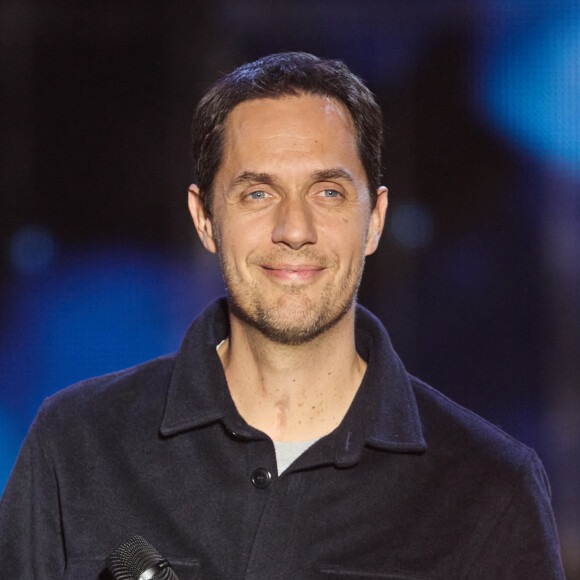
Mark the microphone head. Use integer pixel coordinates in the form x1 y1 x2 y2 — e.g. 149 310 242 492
106 535 179 580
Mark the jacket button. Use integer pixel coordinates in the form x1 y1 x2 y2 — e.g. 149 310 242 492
251 467 272 489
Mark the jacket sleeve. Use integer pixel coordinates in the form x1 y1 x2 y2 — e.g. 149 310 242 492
0 407 66 578
466 449 565 579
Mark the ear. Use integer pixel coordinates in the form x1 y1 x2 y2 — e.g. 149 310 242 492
365 186 388 256
188 184 217 254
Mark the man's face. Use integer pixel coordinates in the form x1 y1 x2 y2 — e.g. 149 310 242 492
189 94 387 345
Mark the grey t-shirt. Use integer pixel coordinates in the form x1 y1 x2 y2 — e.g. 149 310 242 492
273 438 320 474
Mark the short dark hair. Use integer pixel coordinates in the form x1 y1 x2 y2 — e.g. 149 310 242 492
191 52 384 214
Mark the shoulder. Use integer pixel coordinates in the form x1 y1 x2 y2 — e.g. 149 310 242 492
35 353 177 439
408 376 564 577
409 375 546 489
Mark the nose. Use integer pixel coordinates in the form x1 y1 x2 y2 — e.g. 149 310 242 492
271 196 317 249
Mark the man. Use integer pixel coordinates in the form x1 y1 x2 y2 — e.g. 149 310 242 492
0 52 564 578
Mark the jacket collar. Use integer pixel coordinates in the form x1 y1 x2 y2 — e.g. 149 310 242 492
160 299 231 437
160 298 426 460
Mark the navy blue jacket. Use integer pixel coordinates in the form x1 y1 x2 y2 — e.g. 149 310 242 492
0 299 565 578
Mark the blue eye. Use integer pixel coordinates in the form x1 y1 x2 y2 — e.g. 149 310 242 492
321 189 340 198
248 190 268 199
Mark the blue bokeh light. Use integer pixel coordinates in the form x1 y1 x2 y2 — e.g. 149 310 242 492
478 3 580 178
390 202 434 250
10 225 57 275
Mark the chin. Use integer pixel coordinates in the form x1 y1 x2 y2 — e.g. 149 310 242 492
228 288 356 346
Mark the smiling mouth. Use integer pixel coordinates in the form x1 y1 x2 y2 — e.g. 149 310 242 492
261 264 325 281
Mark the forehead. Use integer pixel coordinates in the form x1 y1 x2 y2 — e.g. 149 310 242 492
220 94 361 171
226 93 354 131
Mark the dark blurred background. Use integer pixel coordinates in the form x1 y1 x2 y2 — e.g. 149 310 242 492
1 0 579 575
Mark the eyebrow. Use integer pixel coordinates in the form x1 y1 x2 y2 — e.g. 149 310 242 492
311 168 356 184
229 168 356 189
230 172 276 189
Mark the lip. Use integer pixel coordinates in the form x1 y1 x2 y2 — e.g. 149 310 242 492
260 264 325 281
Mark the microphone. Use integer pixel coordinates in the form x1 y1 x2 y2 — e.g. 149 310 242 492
106 535 179 580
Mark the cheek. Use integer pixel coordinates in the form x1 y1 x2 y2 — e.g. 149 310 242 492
218 221 267 262
321 220 367 250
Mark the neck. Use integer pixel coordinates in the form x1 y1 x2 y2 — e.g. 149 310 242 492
218 307 366 442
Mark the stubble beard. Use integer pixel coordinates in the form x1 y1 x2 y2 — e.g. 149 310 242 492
217 243 366 347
